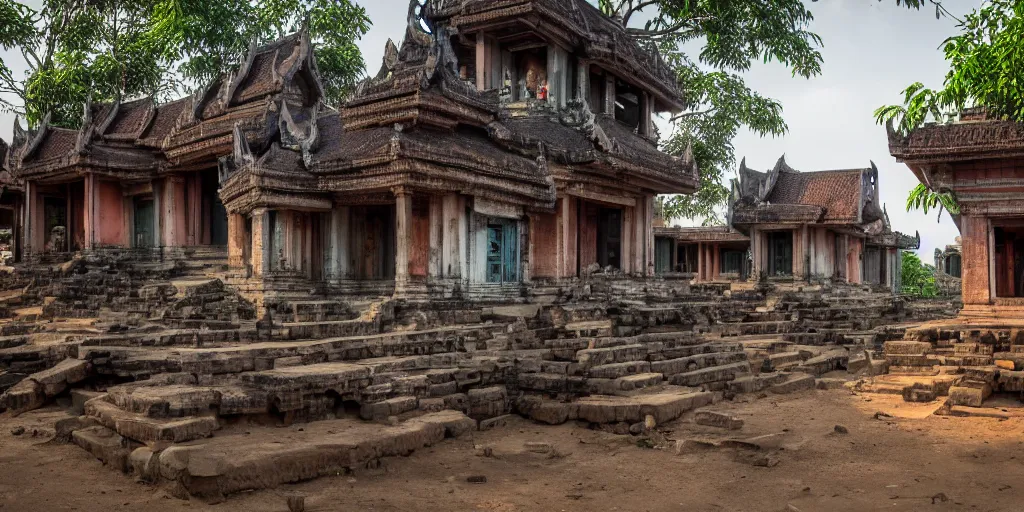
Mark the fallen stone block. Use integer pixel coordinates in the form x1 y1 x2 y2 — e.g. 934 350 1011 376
479 414 513 431
694 411 743 430
73 426 133 472
575 390 713 425
815 378 847 390
948 384 992 407
769 374 815 395
157 412 469 500
669 362 751 387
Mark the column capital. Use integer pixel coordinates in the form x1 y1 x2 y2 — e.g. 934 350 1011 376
392 186 412 198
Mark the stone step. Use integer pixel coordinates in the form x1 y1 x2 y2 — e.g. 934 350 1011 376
81 411 476 501
794 350 850 376
77 325 486 378
279 319 378 340
768 373 816 394
726 373 789 394
563 320 614 338
714 321 796 337
85 397 219 443
766 351 804 368
668 361 751 387
588 361 651 379
575 344 648 369
107 382 269 418
660 341 743 360
884 340 933 355
650 351 748 377
516 387 713 426
739 338 793 353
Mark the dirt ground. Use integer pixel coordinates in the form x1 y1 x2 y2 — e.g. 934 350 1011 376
2 388 1023 512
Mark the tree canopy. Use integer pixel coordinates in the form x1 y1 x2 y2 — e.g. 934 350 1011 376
900 250 937 297
875 0 1022 132
598 0 824 224
0 0 370 129
874 0 1020 221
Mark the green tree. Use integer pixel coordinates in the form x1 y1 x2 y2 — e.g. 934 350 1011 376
154 0 370 107
875 0 1022 220
597 0 823 224
0 0 174 127
901 250 937 297
0 0 370 129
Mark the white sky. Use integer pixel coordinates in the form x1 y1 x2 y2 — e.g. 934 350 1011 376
0 0 972 260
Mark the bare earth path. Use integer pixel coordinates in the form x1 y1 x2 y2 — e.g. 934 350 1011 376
2 389 1023 512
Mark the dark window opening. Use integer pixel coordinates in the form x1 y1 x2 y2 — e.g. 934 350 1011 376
767 231 793 276
451 36 476 83
677 244 698 273
589 71 605 113
201 170 228 246
133 197 155 248
614 80 641 130
596 207 622 269
722 249 748 279
352 205 396 280
863 246 884 285
946 254 962 278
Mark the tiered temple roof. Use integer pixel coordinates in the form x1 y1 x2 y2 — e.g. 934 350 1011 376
8 0 698 217
730 156 917 249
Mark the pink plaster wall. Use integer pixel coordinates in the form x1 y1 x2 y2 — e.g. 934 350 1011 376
95 180 126 246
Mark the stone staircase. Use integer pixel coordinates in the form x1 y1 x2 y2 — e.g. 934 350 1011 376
0 257 960 501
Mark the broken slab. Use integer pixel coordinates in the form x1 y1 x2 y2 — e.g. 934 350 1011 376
575 389 713 425
153 411 473 500
0 358 91 414
769 373 815 394
694 410 743 430
948 384 992 407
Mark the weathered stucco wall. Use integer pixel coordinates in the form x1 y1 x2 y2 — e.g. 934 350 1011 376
579 201 598 270
95 180 126 247
410 202 429 278
530 211 559 278
961 214 991 305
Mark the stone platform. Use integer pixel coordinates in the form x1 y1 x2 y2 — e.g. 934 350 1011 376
0 254 956 500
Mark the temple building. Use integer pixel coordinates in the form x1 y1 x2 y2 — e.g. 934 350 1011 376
887 108 1024 316
654 156 920 290
5 0 697 307
0 138 22 264
933 238 962 296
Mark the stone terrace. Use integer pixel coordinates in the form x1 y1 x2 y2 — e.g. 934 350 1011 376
0 257 954 501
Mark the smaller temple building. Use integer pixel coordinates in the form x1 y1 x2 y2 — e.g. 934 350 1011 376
0 138 22 264
655 156 920 291
934 238 962 296
888 108 1024 316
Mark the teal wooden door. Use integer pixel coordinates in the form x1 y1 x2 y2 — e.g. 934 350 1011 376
767 231 793 276
486 220 519 283
655 238 673 273
133 198 155 248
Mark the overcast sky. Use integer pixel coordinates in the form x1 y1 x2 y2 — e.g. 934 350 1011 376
0 0 972 260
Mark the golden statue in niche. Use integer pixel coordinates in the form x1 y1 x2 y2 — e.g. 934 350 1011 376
518 52 546 99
